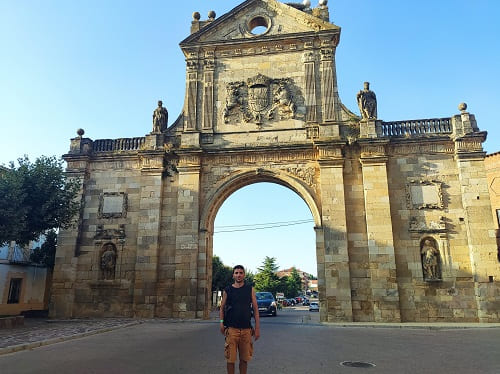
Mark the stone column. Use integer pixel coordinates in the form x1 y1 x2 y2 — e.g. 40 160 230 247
317 145 353 321
132 150 165 318
359 141 401 322
173 152 202 318
455 136 500 322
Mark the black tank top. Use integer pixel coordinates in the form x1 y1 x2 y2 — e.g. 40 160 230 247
225 283 252 329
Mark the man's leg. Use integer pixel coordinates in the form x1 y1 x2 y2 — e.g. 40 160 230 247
239 360 248 374
226 363 235 374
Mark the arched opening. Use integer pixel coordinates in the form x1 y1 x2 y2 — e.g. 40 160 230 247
199 171 322 319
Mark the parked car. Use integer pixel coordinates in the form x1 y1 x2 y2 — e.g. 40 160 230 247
256 292 277 316
309 302 319 312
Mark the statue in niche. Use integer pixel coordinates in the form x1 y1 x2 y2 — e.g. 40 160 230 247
223 82 244 123
420 239 441 281
356 81 377 119
100 243 117 280
152 100 168 133
270 80 296 120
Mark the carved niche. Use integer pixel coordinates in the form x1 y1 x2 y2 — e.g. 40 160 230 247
406 179 443 210
99 192 128 219
223 74 298 125
100 242 117 280
420 237 442 281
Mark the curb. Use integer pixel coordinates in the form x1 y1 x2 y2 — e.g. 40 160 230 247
0 321 143 356
321 322 500 330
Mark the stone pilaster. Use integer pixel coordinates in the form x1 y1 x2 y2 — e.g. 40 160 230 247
185 49 199 132
202 50 215 133
50 150 90 318
317 145 353 321
303 51 317 123
320 46 338 122
132 150 165 318
173 152 202 318
359 141 401 322
455 136 500 322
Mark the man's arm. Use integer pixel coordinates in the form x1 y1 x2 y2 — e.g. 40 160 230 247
251 287 260 341
219 290 227 335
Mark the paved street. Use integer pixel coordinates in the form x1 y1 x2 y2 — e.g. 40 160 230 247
1 308 499 374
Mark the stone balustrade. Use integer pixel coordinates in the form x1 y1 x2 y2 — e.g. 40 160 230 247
380 118 452 137
93 137 145 153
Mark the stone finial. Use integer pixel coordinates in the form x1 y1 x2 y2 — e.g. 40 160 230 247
208 10 216 20
458 102 468 113
77 128 85 137
319 0 328 6
192 12 200 21
303 0 311 8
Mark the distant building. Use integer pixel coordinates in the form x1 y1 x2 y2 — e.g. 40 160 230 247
277 267 311 290
0 240 50 316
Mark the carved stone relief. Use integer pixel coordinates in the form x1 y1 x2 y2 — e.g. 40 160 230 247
285 167 316 189
409 216 446 233
223 74 298 125
406 179 443 209
98 193 127 219
94 224 126 242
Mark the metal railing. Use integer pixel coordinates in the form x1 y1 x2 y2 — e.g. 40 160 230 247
380 118 452 137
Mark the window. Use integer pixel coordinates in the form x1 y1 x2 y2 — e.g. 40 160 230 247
496 209 500 227
7 278 22 304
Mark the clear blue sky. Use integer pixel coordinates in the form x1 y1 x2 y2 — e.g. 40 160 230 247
1 1 499 275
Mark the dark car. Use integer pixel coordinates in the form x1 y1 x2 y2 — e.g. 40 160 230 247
256 292 277 316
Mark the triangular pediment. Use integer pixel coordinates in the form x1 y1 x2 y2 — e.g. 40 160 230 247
180 0 339 47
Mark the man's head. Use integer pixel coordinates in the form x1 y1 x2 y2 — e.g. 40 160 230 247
232 265 245 283
363 81 370 90
158 100 163 107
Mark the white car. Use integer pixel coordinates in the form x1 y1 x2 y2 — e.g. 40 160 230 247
309 302 319 312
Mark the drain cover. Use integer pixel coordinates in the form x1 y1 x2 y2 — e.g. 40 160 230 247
340 361 376 368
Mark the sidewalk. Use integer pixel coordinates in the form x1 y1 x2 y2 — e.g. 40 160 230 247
0 318 142 356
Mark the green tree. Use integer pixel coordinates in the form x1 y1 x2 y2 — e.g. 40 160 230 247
254 256 281 295
286 267 302 298
212 256 233 291
244 269 255 286
30 229 57 268
0 156 80 247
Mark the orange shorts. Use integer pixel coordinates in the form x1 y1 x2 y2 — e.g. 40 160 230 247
224 327 253 363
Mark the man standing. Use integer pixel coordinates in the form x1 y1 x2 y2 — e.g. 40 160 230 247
220 265 260 374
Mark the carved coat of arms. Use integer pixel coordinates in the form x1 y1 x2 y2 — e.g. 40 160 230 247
223 74 297 125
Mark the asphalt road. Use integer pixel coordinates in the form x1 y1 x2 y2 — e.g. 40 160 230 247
1 308 499 374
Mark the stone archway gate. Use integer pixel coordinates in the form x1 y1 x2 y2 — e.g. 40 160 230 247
51 0 500 323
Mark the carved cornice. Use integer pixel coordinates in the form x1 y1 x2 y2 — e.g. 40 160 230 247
317 145 343 160
138 151 165 172
360 144 386 159
206 148 318 165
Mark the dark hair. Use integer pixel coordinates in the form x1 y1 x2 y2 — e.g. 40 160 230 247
232 265 245 274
